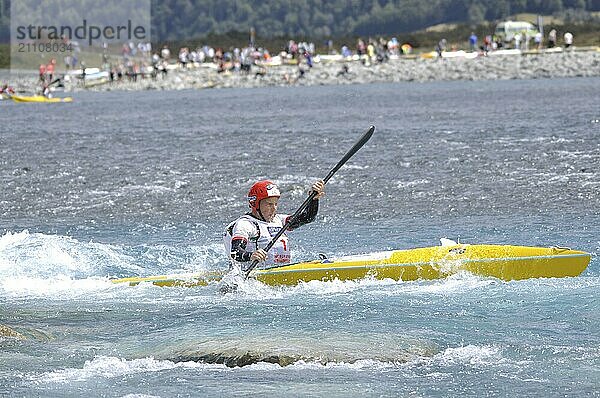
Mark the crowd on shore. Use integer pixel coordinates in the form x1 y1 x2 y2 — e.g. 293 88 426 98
4 28 599 95
77 29 583 85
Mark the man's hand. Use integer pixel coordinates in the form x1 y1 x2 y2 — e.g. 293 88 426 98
311 179 325 200
250 249 268 262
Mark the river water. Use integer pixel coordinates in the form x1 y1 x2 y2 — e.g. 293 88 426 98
1 78 599 397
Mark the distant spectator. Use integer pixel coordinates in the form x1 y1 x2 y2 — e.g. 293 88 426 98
514 32 522 50
326 39 334 55
178 47 189 68
436 38 447 57
534 31 543 50
356 38 366 56
64 55 72 70
304 50 313 68
548 29 557 48
387 37 400 55
367 42 375 63
161 45 171 60
492 35 502 50
469 32 477 52
564 32 573 48
341 45 352 58
522 32 530 51
483 35 492 54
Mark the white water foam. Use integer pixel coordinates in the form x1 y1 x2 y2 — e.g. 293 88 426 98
236 358 399 372
0 230 140 279
341 164 370 170
1 275 114 298
290 276 399 296
214 273 404 301
35 356 226 384
396 179 430 189
399 272 497 296
0 230 226 298
33 345 504 382
34 354 406 384
219 269 499 301
433 345 503 366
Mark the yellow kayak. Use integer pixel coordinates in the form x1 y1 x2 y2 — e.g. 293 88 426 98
111 243 591 287
10 95 73 103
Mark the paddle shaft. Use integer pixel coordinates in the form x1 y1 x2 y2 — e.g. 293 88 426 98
243 125 375 278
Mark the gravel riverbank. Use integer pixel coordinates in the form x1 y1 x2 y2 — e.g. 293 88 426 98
6 48 600 93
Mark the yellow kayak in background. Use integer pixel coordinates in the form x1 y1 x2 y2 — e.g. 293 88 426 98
10 95 73 103
111 243 591 288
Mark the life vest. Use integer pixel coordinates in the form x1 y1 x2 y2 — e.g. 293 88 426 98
223 214 291 267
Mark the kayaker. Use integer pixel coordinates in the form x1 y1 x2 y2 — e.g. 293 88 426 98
46 58 56 83
0 84 15 96
223 179 325 269
39 64 47 83
41 82 51 98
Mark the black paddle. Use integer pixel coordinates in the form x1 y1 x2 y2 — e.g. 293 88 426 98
243 125 375 279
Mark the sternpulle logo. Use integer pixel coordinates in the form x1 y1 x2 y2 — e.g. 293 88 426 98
15 19 147 46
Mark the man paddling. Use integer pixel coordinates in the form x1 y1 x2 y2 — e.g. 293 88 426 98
223 179 325 270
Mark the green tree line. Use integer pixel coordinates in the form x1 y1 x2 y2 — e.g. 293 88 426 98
1 0 598 42
151 0 599 40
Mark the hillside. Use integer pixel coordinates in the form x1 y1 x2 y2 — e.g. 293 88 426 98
0 0 599 43
151 0 600 41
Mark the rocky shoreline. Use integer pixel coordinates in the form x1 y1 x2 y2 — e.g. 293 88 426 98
7 48 600 93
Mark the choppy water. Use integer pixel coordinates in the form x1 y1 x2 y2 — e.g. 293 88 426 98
1 78 599 397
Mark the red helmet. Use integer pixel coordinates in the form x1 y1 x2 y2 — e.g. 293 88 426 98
248 180 280 211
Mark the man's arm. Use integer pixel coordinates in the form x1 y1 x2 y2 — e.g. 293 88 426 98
230 237 252 262
286 180 324 230
287 199 319 230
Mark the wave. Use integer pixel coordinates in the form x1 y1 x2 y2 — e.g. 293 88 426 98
0 230 225 297
0 230 139 280
432 344 502 366
0 230 225 277
32 343 504 386
34 356 222 384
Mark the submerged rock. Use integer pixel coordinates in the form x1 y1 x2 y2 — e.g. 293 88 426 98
0 324 26 340
173 351 303 368
162 332 439 368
